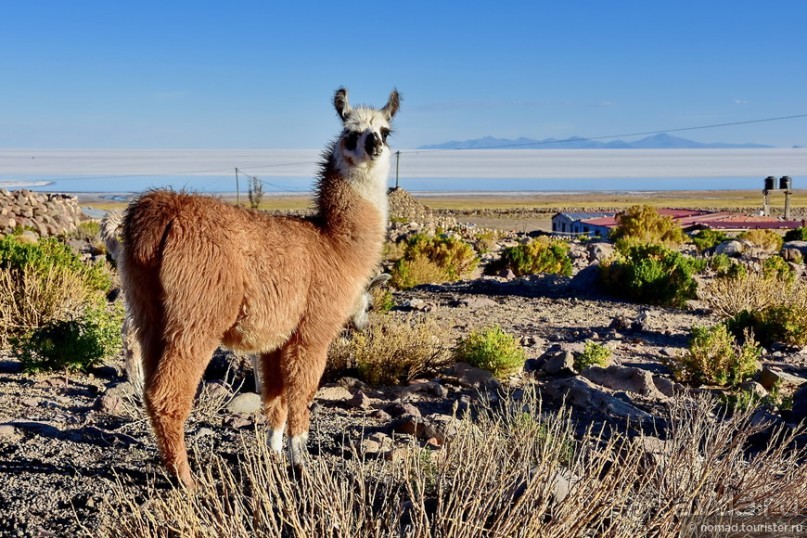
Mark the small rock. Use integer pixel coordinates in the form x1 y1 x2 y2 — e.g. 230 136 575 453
422 413 457 443
569 263 601 293
195 427 216 438
223 415 253 429
738 381 768 399
541 350 576 376
457 296 497 308
714 240 744 257
226 392 262 415
370 409 392 422
582 365 667 399
498 268 516 280
523 358 542 373
386 402 421 418
652 375 686 398
448 363 501 390
347 391 372 409
549 469 578 504
393 415 426 438
790 384 807 421
96 393 124 415
0 424 23 443
758 366 806 391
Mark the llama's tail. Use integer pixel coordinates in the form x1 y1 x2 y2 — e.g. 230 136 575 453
121 191 178 267
100 210 125 261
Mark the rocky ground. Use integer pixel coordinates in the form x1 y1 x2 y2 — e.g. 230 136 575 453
1 190 807 536
2 273 806 536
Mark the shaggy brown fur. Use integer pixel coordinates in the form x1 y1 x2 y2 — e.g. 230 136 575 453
119 88 399 486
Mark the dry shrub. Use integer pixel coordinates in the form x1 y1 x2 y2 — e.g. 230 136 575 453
666 324 760 387
96 392 806 538
702 270 804 319
488 236 572 277
609 205 687 247
738 229 784 253
704 270 807 347
0 265 96 347
389 233 478 289
327 313 449 385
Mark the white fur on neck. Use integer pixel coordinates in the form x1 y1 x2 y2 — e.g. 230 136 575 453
334 149 390 225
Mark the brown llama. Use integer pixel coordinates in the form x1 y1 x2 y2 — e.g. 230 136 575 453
119 87 399 486
102 210 390 399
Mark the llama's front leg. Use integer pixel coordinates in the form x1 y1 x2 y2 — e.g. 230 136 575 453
259 350 287 453
281 337 329 467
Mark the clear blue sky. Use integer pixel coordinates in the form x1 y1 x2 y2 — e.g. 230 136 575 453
2 1 806 150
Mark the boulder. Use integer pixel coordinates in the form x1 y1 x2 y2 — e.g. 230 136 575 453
714 240 745 257
582 365 667 399
540 376 655 422
758 366 806 392
782 240 807 259
587 242 616 263
226 392 262 415
790 384 807 422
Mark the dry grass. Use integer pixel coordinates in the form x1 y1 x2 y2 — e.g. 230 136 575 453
95 391 806 537
328 313 450 385
0 265 97 347
702 271 807 319
737 229 785 253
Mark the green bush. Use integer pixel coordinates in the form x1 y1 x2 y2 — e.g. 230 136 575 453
70 221 102 242
575 341 611 371
667 324 760 387
691 229 729 252
726 305 807 348
327 315 449 386
609 205 687 247
705 253 740 277
390 233 478 289
488 236 572 277
455 326 526 377
761 255 794 281
472 230 499 255
784 227 807 242
0 235 110 292
0 235 115 349
15 304 123 372
600 243 703 307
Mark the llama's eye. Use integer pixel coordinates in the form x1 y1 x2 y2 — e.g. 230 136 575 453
345 131 360 150
380 128 391 142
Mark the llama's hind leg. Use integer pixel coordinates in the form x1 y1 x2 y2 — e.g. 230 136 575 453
144 339 216 487
281 337 329 467
259 350 287 453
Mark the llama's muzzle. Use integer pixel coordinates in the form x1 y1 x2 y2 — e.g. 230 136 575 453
365 132 383 158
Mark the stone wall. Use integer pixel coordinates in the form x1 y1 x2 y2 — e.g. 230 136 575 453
0 190 84 237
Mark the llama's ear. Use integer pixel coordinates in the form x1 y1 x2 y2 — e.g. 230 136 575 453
382 89 400 120
334 87 351 121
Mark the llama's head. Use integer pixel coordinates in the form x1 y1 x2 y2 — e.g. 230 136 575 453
333 87 399 170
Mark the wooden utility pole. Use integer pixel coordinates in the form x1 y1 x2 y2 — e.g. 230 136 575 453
235 168 240 205
395 151 400 189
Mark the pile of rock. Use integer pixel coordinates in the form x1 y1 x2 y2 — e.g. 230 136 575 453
388 187 457 235
0 189 84 238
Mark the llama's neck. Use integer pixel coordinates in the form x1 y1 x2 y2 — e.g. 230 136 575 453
316 148 389 237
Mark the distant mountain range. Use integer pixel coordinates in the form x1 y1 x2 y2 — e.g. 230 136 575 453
418 133 772 150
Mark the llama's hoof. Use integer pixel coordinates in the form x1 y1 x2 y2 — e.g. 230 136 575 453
287 433 309 467
177 469 197 490
268 426 285 453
